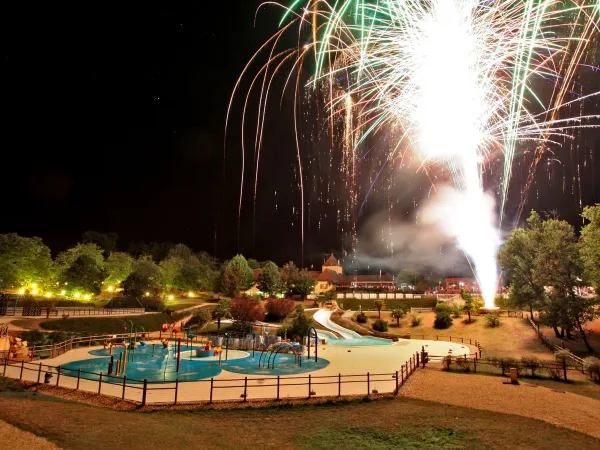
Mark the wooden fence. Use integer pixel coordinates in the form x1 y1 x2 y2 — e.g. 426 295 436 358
1 351 422 406
526 316 584 371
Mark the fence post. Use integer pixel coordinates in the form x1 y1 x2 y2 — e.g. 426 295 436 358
367 372 370 395
308 374 311 398
401 366 404 384
473 357 477 373
37 362 42 384
56 366 61 386
141 379 148 406
276 375 280 401
76 369 81 390
416 352 420 367
395 370 399 393
31 345 35 361
122 376 127 399
436 335 438 341
98 373 103 394
562 359 567 381
174 379 179 405
19 360 24 380
243 376 248 402
210 378 213 403
52 343 56 358
89 336 92 347
338 373 341 397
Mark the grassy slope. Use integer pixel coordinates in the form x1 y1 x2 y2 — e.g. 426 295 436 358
359 311 552 359
0 388 597 449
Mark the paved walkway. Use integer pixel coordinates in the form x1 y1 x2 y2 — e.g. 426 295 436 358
400 369 600 439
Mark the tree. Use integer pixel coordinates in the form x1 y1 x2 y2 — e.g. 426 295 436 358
122 257 163 299
374 300 386 318
294 270 316 299
280 261 300 293
0 233 54 289
60 255 108 295
372 319 389 332
168 243 194 261
104 252 134 285
81 231 119 254
580 204 600 292
265 297 295 321
391 308 406 327
498 212 546 316
186 308 212 331
258 261 281 296
160 256 185 290
247 258 260 269
56 243 105 274
229 296 265 323
277 309 313 340
220 255 254 296
128 241 173 261
212 298 231 331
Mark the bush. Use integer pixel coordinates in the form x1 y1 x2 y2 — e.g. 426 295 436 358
372 319 388 332
582 357 600 382
433 310 453 329
265 297 295 321
554 349 572 363
455 355 471 372
411 315 423 327
451 305 463 318
356 311 368 324
435 302 452 313
140 295 165 312
485 313 501 328
276 312 313 340
521 356 542 377
546 365 563 380
185 308 211 330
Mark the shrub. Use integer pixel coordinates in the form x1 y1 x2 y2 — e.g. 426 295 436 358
435 302 451 313
356 311 368 324
372 319 388 332
276 311 313 340
582 357 600 382
265 297 295 321
554 349 572 363
521 356 542 377
294 304 305 314
411 315 423 327
451 305 463 318
455 355 471 372
484 313 501 328
140 295 166 312
546 365 563 380
185 308 211 330
433 310 453 329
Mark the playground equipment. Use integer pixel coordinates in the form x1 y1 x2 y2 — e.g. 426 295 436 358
108 343 128 376
258 342 301 369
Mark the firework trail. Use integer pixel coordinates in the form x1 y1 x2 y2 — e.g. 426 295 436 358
228 1 600 307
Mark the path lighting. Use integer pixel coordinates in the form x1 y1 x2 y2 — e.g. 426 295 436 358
107 285 114 292
145 292 150 297
83 294 91 300
168 295 174 301
32 283 37 288
18 289 25 295
74 293 81 299
187 291 194 298
45 292 52 298
32 289 39 295
60 290 66 295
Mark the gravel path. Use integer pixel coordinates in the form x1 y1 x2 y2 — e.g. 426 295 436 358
0 419 59 449
399 369 600 438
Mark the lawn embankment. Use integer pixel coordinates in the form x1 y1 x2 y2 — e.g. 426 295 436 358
357 311 551 359
340 296 436 311
0 385 598 449
35 311 191 334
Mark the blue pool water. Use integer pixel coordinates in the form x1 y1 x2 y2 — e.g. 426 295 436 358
326 336 393 346
61 343 329 382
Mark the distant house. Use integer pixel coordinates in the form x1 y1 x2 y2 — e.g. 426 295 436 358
444 277 478 293
309 253 396 294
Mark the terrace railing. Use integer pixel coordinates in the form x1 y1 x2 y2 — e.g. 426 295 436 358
1 307 145 317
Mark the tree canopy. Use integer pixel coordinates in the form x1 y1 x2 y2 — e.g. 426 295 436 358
0 233 54 289
258 261 281 295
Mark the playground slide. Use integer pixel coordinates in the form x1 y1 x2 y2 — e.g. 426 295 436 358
312 309 361 339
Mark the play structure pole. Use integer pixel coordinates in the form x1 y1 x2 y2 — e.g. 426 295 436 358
176 338 181 372
225 333 229 361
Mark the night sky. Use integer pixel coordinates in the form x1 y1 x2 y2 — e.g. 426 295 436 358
2 3 599 271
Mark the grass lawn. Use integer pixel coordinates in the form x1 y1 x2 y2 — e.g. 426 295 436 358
26 311 191 334
0 387 597 449
340 297 437 311
360 311 552 359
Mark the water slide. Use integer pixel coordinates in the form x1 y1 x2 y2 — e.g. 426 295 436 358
312 309 361 339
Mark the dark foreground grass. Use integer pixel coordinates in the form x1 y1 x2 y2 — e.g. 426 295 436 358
0 386 597 450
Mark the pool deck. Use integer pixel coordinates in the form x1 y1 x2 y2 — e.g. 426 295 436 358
4 338 473 404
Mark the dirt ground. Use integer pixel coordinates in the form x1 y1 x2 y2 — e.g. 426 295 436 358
399 368 600 438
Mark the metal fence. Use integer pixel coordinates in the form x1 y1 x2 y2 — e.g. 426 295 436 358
1 351 422 406
526 316 584 371
1 307 145 317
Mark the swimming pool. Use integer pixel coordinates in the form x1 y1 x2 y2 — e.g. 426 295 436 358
325 336 393 346
60 343 329 382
